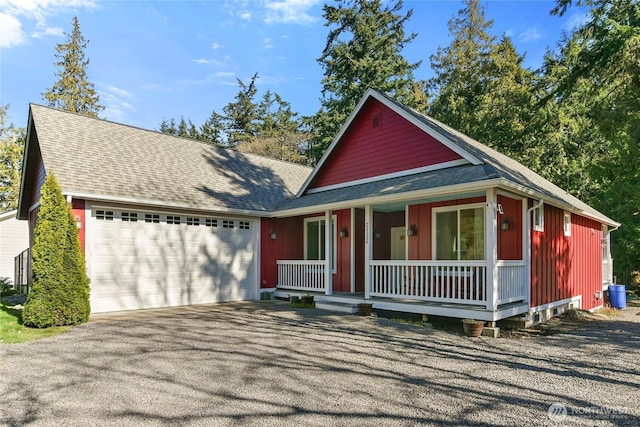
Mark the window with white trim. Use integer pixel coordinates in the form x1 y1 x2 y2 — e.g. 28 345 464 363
239 221 250 230
304 216 337 272
167 215 181 225
533 206 544 232
222 220 234 229
145 214 160 223
563 212 571 236
96 210 114 221
187 217 200 226
205 218 218 227
434 205 485 260
122 212 138 222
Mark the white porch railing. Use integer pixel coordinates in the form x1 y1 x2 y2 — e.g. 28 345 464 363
369 261 487 305
496 261 527 305
277 260 326 292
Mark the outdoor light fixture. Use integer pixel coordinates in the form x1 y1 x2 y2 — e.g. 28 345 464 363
407 224 417 236
340 227 348 238
270 230 277 240
374 231 381 239
501 217 510 231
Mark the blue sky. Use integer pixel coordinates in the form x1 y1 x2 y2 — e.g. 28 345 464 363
0 0 587 132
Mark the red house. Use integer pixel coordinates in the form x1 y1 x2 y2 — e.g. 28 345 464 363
261 89 618 325
17 89 617 326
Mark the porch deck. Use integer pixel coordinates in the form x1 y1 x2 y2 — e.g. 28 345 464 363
273 289 529 322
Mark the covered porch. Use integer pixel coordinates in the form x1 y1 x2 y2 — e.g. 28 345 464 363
266 187 530 321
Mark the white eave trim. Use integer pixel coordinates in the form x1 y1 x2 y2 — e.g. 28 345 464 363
306 159 469 194
296 89 482 198
63 192 268 218
272 178 503 218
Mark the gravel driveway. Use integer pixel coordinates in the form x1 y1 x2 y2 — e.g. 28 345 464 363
1 301 639 426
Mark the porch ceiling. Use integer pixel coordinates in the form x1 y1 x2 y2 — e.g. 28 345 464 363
273 163 497 215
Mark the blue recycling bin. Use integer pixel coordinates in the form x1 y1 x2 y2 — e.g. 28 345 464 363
608 284 627 309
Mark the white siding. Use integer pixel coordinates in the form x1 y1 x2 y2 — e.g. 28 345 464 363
0 211 29 283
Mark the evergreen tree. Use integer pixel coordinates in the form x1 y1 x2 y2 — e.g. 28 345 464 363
22 174 90 328
223 73 260 148
311 0 423 162
43 17 104 117
0 105 25 211
427 0 495 136
199 110 226 146
548 0 640 282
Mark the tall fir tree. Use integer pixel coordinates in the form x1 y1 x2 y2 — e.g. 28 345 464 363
427 0 495 137
42 16 104 118
0 105 25 211
547 0 640 283
22 174 90 328
223 73 260 148
311 0 423 162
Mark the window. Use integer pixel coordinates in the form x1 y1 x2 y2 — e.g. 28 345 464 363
145 214 160 223
205 218 218 227
187 217 200 226
304 216 337 271
122 212 138 222
434 206 485 260
239 221 250 230
533 205 544 232
167 215 181 225
563 212 571 237
223 220 234 229
96 210 114 221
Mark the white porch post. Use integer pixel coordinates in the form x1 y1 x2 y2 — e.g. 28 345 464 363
364 204 372 299
325 209 333 295
350 207 355 294
523 197 531 305
485 188 498 311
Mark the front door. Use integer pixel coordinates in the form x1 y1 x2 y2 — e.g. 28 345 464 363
390 226 406 260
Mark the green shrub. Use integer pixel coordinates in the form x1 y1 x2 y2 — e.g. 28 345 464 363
22 173 90 328
0 277 14 296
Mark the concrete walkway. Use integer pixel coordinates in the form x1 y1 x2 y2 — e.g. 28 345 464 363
1 301 639 426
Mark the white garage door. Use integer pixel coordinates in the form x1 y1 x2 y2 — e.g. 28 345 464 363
88 208 257 313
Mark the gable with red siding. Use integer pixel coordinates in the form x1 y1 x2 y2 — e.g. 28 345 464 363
308 98 463 190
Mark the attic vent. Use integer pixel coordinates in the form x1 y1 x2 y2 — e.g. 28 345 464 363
372 113 380 128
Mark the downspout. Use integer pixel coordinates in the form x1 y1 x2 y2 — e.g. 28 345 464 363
526 199 543 317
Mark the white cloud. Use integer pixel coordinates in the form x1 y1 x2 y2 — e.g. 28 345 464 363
264 37 273 49
192 58 211 65
99 83 135 123
0 0 97 47
563 11 590 31
211 42 223 50
519 27 543 43
32 26 63 39
264 0 320 25
239 10 252 21
0 12 25 47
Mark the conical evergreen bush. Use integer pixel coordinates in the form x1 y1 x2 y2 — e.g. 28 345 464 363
22 173 90 327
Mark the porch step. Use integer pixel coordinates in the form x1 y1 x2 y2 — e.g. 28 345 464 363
315 301 359 314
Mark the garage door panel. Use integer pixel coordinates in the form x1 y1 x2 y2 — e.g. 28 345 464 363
89 211 256 313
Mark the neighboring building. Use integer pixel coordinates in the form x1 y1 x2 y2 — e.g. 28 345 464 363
17 89 618 324
0 210 29 284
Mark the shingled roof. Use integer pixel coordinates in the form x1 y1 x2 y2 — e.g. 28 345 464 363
19 104 311 217
276 89 618 226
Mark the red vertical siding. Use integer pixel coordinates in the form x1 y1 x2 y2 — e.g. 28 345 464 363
408 204 432 260
530 204 603 310
333 209 351 292
497 195 522 260
71 199 86 253
260 216 304 288
309 98 462 189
